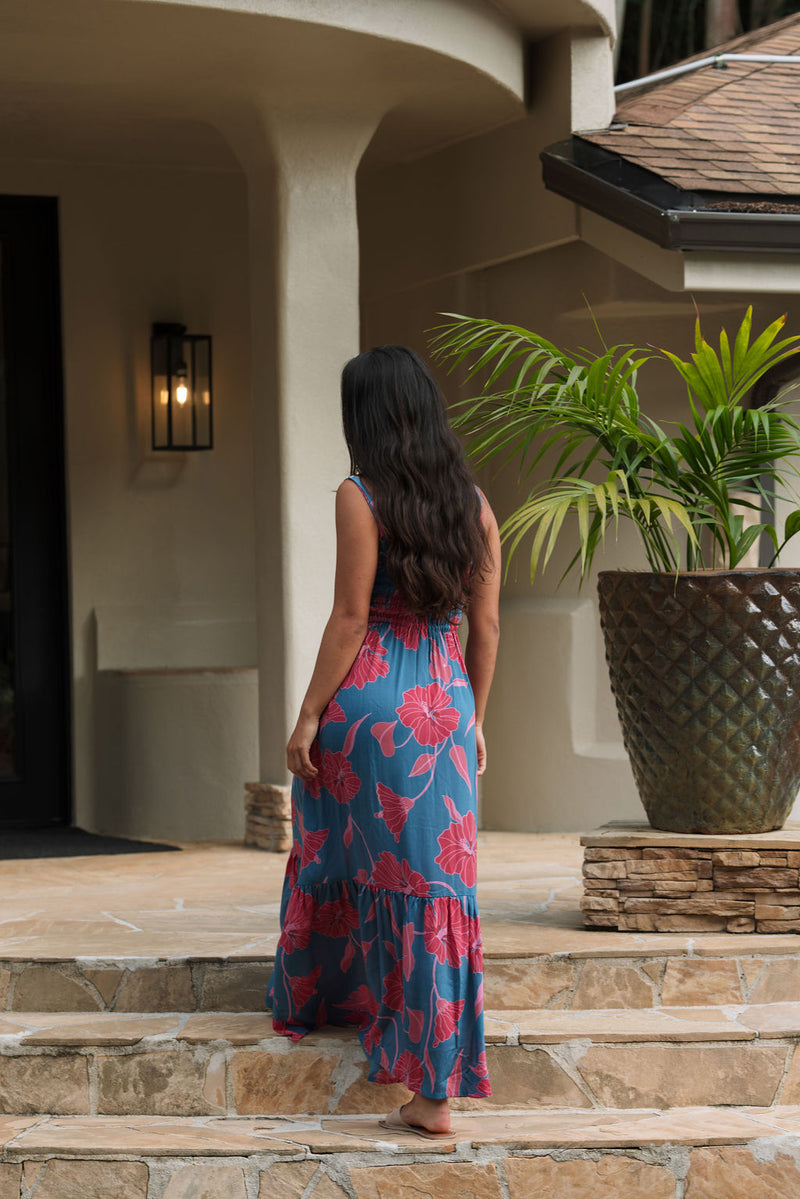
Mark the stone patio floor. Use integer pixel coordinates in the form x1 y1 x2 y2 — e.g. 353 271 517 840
2 830 800 961
7 832 800 1195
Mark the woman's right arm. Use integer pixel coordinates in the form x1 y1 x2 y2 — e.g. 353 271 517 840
465 493 501 776
286 479 378 781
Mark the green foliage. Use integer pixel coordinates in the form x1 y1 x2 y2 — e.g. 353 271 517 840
430 307 800 582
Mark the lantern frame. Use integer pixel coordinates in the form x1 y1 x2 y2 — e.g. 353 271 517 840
150 322 213 451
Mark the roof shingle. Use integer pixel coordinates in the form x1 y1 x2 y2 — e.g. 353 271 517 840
581 15 800 198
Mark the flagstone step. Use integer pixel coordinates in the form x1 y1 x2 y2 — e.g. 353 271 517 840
5 943 800 1013
4 1005 800 1117
2 1107 800 1198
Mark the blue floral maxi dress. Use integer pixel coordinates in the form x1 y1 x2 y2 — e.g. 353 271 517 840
267 476 490 1099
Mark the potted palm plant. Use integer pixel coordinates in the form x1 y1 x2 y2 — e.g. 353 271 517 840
432 308 800 834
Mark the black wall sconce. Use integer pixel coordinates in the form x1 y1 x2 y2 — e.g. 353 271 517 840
151 322 213 451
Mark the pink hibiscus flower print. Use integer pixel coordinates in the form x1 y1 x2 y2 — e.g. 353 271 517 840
371 720 397 757
319 700 346 728
382 959 404 1012
341 627 389 690
471 1051 492 1096
288 964 322 1010
296 810 329 870
340 984 378 1020
402 921 415 981
422 896 471 967
319 750 360 804
444 626 466 666
435 801 477 887
446 1054 463 1097
429 642 453 686
271 1016 303 1043
433 997 464 1046
285 847 300 890
396 683 459 746
368 850 430 897
372 597 426 651
277 889 315 953
468 917 484 973
449 745 472 790
304 741 322 799
406 1007 425 1044
363 1020 382 1054
375 1049 424 1091
376 783 415 842
313 895 360 938
391 616 424 651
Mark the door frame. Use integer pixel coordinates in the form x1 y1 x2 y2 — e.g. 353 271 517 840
0 194 71 828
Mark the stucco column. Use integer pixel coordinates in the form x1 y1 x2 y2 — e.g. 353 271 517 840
227 104 379 821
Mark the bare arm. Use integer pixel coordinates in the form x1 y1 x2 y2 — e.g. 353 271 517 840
286 479 378 781
464 492 501 776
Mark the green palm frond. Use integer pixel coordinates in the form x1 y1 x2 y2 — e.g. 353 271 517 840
502 473 700 579
431 308 800 581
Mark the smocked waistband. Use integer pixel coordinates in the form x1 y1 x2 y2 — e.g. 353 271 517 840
368 596 459 631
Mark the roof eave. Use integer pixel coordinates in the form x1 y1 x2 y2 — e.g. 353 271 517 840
541 138 800 253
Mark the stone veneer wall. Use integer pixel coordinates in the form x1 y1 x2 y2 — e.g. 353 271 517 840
5 1136 800 1199
581 823 800 933
7 951 800 1013
244 783 292 852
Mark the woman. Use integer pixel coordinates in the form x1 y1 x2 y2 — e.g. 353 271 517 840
267 344 501 1138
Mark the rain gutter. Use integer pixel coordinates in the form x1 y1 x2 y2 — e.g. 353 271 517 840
540 138 800 253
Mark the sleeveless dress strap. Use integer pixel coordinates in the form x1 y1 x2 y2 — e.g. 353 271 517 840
348 474 377 518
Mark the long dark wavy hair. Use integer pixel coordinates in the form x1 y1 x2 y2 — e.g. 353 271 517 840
341 345 487 620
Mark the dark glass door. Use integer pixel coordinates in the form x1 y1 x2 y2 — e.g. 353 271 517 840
0 196 70 828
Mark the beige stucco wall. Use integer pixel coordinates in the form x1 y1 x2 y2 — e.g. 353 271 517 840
359 38 800 833
359 29 621 834
0 1 623 839
134 0 527 103
0 159 258 839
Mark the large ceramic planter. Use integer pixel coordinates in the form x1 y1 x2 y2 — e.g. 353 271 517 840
598 569 800 834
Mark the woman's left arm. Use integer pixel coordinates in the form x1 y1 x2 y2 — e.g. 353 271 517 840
286 479 378 781
464 491 501 776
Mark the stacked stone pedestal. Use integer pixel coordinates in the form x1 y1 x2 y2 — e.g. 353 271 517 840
244 783 292 852
582 821 800 932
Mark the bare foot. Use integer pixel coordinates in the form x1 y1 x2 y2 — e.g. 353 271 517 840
401 1094 451 1134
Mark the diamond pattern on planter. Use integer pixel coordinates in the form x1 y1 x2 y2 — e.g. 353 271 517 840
598 571 800 833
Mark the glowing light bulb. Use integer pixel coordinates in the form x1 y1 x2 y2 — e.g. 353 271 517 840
176 381 189 406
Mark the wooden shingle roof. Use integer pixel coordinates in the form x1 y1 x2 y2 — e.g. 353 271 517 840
581 13 800 199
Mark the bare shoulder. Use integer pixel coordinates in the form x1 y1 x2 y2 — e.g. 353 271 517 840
475 486 499 531
336 477 376 533
337 477 368 509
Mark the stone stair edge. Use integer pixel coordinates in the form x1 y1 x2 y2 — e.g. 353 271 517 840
4 1109 800 1199
5 1002 800 1046
4 1104 800 1157
5 937 800 967
581 820 800 849
4 943 800 975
